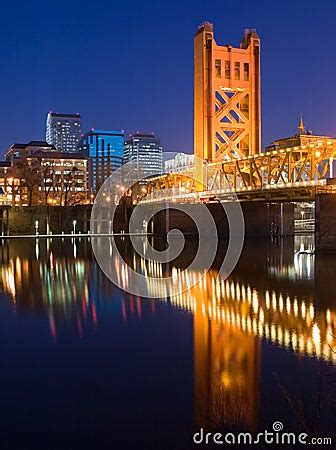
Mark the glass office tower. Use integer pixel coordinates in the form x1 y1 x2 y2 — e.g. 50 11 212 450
80 129 124 193
123 132 163 180
46 112 82 153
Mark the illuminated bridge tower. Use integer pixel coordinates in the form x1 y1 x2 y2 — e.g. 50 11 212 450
194 23 261 163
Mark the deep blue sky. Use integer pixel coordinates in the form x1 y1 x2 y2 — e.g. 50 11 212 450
1 0 336 156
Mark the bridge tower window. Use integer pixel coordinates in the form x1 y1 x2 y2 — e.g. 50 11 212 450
234 62 240 80
215 59 221 77
244 63 249 81
225 60 231 79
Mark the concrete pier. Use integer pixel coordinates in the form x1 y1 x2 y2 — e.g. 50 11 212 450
148 201 294 238
315 194 336 253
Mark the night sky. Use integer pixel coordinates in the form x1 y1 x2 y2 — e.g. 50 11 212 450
1 0 335 156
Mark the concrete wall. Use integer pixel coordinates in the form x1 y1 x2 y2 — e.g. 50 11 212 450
150 201 294 238
0 206 92 235
0 202 133 236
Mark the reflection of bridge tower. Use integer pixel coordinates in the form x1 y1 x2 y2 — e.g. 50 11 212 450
193 292 260 431
194 23 261 163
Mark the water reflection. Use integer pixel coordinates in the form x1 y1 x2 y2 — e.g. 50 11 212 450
111 234 335 365
0 236 335 359
0 239 100 340
0 235 335 435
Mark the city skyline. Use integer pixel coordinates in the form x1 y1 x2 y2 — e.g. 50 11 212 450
0 3 336 447
1 0 336 157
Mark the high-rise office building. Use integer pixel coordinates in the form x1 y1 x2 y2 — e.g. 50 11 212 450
46 112 82 153
123 132 163 180
80 129 124 193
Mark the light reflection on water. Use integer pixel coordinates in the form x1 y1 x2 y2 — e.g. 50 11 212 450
95 234 335 365
0 235 335 362
0 235 335 440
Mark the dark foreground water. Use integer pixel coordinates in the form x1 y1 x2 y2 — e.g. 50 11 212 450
0 236 335 449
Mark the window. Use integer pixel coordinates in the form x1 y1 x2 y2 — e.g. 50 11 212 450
225 61 230 79
215 59 221 77
244 63 249 81
240 94 249 118
234 62 240 80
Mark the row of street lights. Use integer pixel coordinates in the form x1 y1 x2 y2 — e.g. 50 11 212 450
35 219 77 235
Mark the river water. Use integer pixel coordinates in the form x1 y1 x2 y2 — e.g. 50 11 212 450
0 235 335 449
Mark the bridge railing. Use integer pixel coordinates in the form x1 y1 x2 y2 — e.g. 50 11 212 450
144 143 336 203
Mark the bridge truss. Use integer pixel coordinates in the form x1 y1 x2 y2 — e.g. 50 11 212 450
145 142 336 203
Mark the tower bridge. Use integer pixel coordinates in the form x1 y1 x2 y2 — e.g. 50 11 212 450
133 23 336 251
142 23 336 202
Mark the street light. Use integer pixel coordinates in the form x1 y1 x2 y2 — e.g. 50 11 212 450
73 220 77 235
35 220 39 236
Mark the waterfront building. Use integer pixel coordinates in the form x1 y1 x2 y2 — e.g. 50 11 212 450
5 140 57 163
4 141 88 206
46 112 82 153
123 132 163 180
80 129 124 193
266 115 336 154
265 116 336 179
164 153 194 173
0 161 17 205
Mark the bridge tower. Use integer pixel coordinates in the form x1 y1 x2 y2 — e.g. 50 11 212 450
194 23 261 163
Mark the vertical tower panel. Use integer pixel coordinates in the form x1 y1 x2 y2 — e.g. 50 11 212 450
194 23 261 163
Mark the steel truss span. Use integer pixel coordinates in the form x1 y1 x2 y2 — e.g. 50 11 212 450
145 142 336 204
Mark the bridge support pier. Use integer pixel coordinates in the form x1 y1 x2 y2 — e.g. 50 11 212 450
315 194 336 253
245 202 294 238
149 201 294 238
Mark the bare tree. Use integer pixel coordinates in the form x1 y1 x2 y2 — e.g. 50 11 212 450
40 161 57 206
7 168 25 205
61 165 86 206
14 159 41 206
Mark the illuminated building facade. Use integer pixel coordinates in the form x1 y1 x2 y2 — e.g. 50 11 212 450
46 112 82 153
5 141 56 163
265 117 336 179
194 23 261 163
0 162 17 205
4 141 88 205
164 152 194 173
80 129 124 193
124 132 163 179
267 116 336 153
31 151 88 205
